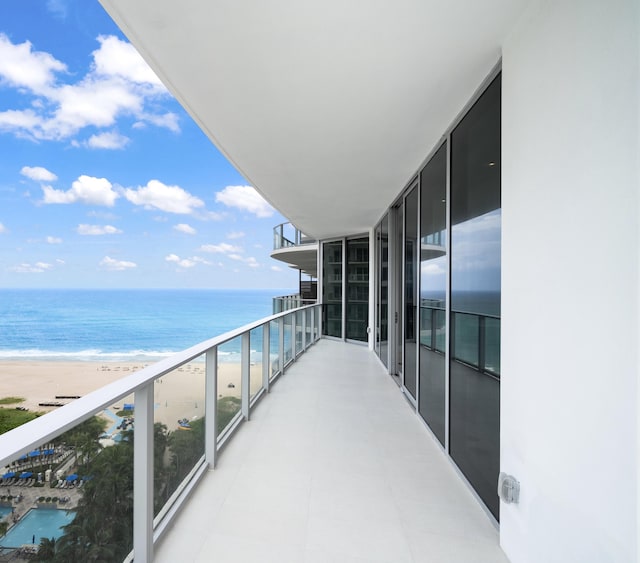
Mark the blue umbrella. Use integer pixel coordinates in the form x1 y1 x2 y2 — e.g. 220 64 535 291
19 471 32 479
29 450 40 457
2 471 15 479
66 474 78 481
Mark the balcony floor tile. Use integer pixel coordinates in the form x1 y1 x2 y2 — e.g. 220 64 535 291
155 339 507 563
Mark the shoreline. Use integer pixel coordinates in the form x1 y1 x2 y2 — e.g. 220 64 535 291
0 360 262 434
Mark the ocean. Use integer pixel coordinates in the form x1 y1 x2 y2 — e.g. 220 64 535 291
0 289 290 362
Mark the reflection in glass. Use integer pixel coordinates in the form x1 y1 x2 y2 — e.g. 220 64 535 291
269 319 280 379
418 142 447 445
250 327 263 401
322 241 343 337
346 238 369 341
218 338 242 437
376 215 389 366
449 73 501 520
154 357 205 516
295 310 303 354
404 185 418 398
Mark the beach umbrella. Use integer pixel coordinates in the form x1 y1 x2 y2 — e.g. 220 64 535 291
66 474 78 481
28 450 40 457
19 471 32 478
2 471 15 478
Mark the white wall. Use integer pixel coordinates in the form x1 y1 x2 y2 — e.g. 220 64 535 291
501 0 639 561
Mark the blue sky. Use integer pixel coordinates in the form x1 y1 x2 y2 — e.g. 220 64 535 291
0 0 297 290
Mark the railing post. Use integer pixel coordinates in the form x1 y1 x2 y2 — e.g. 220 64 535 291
134 382 154 563
205 348 218 468
241 331 250 420
263 323 270 393
278 316 285 374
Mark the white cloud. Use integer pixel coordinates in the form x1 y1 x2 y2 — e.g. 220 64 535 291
199 242 241 254
99 256 136 271
0 33 66 93
0 34 177 143
92 35 163 87
10 261 53 273
20 166 58 182
0 223 7 234
42 175 119 206
46 0 68 19
229 253 259 268
46 236 62 244
165 253 196 269
136 112 180 133
174 223 196 235
421 262 445 275
227 231 245 239
85 130 130 150
77 224 122 235
215 186 274 218
271 265 283 272
124 180 204 214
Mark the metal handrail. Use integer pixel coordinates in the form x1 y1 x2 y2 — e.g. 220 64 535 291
0 303 322 562
272 222 316 250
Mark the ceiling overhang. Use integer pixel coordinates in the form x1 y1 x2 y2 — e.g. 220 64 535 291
99 0 527 240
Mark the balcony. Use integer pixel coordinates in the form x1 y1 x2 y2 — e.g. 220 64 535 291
155 339 506 563
0 307 506 562
0 305 322 562
271 223 318 277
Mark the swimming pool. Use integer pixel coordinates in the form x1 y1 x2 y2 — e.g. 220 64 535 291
0 506 12 519
0 508 75 547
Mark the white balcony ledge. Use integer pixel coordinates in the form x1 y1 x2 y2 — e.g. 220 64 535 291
155 339 507 563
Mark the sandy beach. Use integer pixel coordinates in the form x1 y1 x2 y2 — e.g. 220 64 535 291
0 360 264 434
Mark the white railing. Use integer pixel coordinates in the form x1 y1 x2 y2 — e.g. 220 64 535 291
0 304 322 562
272 222 316 250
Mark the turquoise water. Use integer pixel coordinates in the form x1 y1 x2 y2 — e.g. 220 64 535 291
0 508 75 547
0 506 11 519
0 289 290 361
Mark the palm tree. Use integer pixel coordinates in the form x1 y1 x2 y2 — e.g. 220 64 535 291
35 537 56 561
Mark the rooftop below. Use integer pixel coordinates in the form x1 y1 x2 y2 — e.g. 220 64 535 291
155 339 506 562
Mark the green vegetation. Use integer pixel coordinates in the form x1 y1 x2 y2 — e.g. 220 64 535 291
33 401 241 561
0 407 41 434
217 396 241 434
0 396 25 405
54 416 108 471
115 409 133 417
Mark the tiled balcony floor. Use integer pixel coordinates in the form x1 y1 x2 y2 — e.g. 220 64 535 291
155 339 508 563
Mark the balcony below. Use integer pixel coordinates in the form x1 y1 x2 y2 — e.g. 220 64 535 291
155 339 507 563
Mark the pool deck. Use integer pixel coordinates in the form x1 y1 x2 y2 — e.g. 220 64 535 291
0 482 81 534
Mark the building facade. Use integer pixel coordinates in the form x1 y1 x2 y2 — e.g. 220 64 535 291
98 0 639 560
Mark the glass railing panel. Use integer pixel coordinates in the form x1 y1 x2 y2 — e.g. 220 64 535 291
269 320 280 380
419 306 433 348
283 314 293 365
295 311 303 355
452 312 479 368
249 327 264 401
153 357 205 518
434 309 446 353
217 338 242 437
484 317 501 376
305 309 312 348
0 414 133 560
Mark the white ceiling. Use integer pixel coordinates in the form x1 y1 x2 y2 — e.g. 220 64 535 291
99 0 527 240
